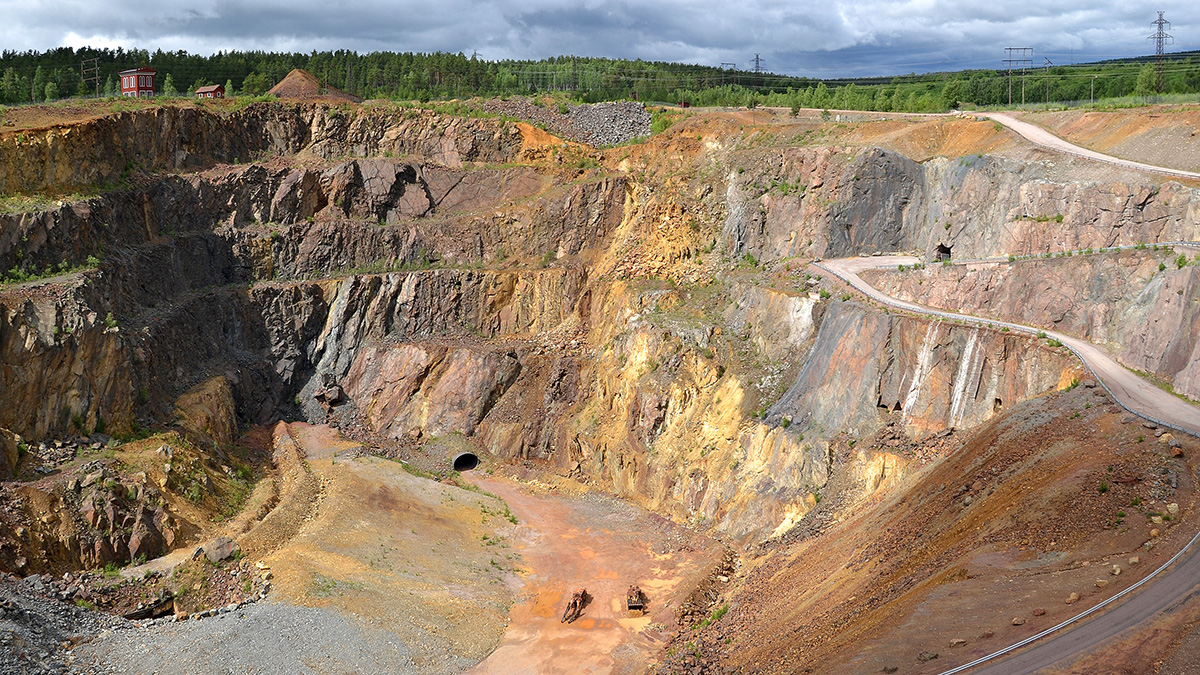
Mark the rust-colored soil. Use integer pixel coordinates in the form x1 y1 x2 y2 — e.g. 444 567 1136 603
678 385 1198 674
268 68 362 103
207 423 723 673
466 474 723 675
258 423 513 670
1020 105 1200 172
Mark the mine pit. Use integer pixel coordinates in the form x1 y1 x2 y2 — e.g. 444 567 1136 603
1 98 1199 674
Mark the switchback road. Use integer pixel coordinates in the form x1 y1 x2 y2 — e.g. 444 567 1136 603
815 109 1200 671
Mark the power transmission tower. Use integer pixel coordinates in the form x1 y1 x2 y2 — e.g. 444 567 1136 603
1044 57 1053 105
1003 47 1033 106
81 57 100 97
750 54 765 91
1148 11 1174 95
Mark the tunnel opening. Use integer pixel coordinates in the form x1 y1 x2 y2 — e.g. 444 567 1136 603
452 452 480 472
934 243 953 262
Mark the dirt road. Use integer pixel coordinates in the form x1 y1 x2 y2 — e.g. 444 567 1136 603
818 249 1200 674
465 475 723 675
982 112 1200 181
818 256 1200 437
965 525 1200 675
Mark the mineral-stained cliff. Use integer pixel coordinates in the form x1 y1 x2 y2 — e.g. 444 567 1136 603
864 249 1200 400
0 102 1129 564
720 143 1200 263
0 102 524 195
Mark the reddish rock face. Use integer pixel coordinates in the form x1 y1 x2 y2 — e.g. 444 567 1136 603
865 251 1200 400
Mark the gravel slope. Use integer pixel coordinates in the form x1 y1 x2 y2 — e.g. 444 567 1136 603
73 602 424 675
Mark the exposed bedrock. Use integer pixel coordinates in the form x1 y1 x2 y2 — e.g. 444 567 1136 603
0 108 1108 549
0 160 625 286
865 249 1200 400
721 146 1200 262
0 102 523 196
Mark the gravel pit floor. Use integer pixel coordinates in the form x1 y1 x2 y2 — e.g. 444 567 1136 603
68 424 721 674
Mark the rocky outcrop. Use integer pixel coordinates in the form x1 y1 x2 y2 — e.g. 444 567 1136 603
0 102 1137 549
721 146 1200 263
6 460 185 575
766 302 1078 439
0 102 523 196
0 279 135 441
461 288 1077 541
344 344 522 438
865 249 1200 399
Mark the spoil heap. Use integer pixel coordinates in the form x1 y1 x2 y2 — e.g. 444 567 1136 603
268 69 363 103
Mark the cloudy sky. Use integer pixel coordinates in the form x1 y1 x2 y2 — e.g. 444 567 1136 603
3 0 1196 77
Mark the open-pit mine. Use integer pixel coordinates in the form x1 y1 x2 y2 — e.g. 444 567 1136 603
1 95 1199 675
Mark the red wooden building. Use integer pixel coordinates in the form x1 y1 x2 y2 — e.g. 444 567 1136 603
119 68 156 97
195 84 225 99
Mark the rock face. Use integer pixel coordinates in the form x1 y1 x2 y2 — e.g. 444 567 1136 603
0 104 1155 546
7 462 182 574
0 102 522 195
865 250 1200 399
766 302 1074 439
722 146 1200 263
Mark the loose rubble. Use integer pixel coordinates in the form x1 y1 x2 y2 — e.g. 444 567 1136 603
478 97 651 146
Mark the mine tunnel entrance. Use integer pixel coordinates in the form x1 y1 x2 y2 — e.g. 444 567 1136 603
452 452 480 472
934 243 953 262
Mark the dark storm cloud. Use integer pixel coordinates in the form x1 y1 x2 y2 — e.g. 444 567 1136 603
3 0 1197 77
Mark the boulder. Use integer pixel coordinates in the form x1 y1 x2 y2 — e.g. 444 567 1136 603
1066 592 1080 604
202 537 240 564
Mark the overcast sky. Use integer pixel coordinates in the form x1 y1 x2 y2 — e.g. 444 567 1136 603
2 1 1196 77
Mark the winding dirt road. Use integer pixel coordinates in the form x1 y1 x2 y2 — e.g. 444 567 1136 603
816 112 1200 672
981 112 1200 181
818 255 1200 437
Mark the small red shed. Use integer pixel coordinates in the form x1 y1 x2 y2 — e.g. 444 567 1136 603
119 68 156 98
195 84 225 99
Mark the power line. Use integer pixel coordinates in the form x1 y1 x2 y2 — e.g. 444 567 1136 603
1003 47 1033 106
1148 11 1174 94
1044 57 1053 104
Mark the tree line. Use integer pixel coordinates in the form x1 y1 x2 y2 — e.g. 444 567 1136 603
1 46 1199 113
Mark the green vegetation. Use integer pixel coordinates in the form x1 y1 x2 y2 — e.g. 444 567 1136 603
2 252 103 288
697 603 730 628
4 46 1200 112
308 573 364 598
